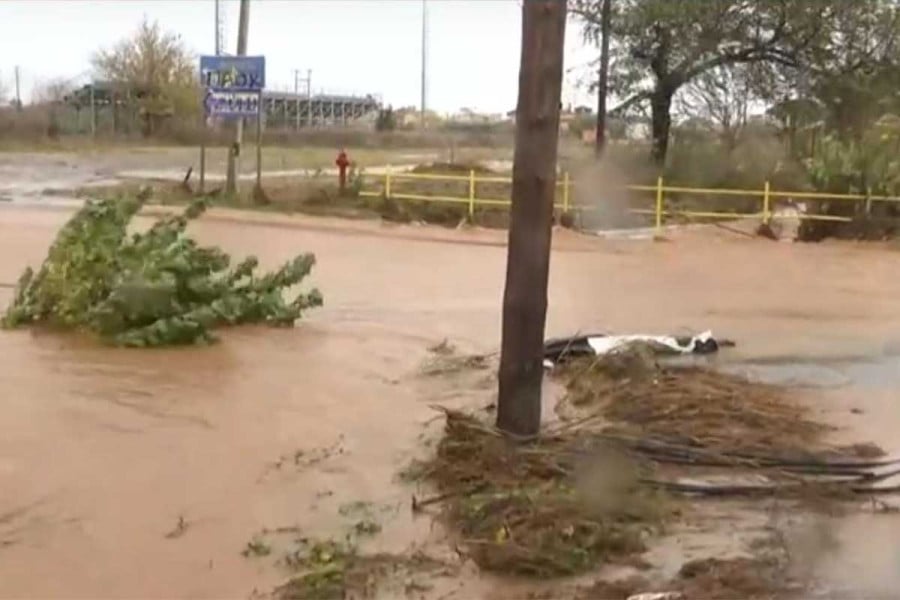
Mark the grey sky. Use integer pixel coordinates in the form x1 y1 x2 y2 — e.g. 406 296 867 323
0 0 596 114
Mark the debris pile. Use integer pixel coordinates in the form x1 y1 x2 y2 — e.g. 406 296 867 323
1 196 322 346
558 346 829 456
410 409 670 577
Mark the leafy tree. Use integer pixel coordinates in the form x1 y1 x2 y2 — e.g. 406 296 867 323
572 0 831 164
375 106 397 132
781 0 900 141
92 19 199 136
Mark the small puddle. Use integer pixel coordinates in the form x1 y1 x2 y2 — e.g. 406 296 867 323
728 356 900 389
787 511 900 600
674 351 900 390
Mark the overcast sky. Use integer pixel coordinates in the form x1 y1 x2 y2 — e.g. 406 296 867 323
0 0 597 114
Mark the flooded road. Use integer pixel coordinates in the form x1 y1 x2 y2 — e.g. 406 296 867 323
2 202 900 598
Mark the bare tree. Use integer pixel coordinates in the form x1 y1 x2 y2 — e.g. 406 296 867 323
31 78 73 104
677 64 752 149
497 0 567 437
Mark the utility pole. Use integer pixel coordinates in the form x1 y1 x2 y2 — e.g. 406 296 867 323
214 0 222 55
294 69 300 130
420 0 427 128
14 65 21 111
307 69 312 128
594 0 612 156
225 0 250 196
496 0 567 437
89 83 96 137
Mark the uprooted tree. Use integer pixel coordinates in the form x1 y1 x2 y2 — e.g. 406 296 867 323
1 197 322 347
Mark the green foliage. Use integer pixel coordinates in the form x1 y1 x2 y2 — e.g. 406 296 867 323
571 0 877 162
92 19 200 136
1 196 323 347
805 115 900 196
375 107 397 132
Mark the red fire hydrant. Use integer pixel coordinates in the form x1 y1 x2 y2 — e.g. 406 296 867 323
335 149 350 193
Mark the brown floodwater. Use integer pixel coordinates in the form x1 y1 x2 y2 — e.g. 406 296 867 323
2 204 900 598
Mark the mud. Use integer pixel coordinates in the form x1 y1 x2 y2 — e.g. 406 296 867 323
2 164 900 597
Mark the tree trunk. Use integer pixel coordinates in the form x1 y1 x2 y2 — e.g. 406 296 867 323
650 87 673 166
496 0 567 437
594 0 612 157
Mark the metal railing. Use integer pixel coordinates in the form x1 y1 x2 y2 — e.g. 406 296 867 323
357 168 900 233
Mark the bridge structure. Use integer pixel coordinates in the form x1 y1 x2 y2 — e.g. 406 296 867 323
64 83 383 129
261 91 381 128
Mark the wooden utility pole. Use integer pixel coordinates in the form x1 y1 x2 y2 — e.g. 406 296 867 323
225 0 250 196
594 0 612 156
496 0 567 437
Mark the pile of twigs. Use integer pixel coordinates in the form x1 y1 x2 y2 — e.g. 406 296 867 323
411 410 668 577
559 350 830 456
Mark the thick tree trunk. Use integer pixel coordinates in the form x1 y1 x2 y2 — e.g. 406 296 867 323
594 0 612 157
496 0 567 437
650 88 673 166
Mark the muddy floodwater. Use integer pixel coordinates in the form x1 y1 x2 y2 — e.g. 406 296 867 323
2 200 900 598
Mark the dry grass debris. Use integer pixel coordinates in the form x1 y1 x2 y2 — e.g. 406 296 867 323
273 538 451 600
558 345 831 456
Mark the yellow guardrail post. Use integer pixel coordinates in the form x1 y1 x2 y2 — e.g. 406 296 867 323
655 176 663 234
763 180 771 224
563 171 570 213
468 169 476 220
385 165 392 198
865 185 872 215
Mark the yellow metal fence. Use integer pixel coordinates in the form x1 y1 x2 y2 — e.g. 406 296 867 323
358 167 900 233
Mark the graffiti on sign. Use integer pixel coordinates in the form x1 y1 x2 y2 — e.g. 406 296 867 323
199 56 266 92
204 90 261 117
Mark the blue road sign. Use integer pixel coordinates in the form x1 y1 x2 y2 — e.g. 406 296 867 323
200 55 266 92
204 89 261 118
